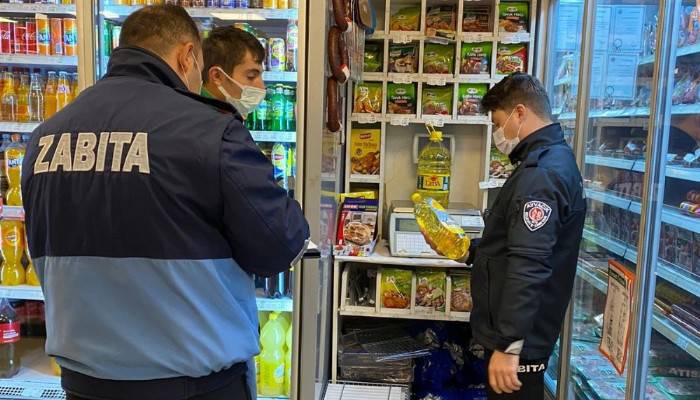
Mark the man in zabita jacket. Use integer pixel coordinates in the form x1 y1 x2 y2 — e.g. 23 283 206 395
21 5 309 400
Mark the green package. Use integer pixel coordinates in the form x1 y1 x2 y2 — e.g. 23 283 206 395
458 84 488 116
388 43 418 73
490 145 515 179
364 42 383 73
387 83 416 114
496 43 527 75
380 268 412 309
499 2 529 33
423 43 454 74
460 42 492 75
422 85 452 116
450 271 472 312
353 82 383 113
390 6 421 31
415 269 446 312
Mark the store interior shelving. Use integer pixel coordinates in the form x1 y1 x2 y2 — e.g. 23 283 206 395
101 4 297 20
0 3 75 14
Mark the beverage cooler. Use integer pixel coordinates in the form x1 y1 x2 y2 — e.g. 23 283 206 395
541 0 700 399
0 1 339 400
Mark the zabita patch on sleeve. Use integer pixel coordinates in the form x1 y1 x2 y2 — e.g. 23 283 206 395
523 200 552 232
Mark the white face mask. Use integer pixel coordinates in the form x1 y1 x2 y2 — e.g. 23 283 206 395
215 67 266 117
493 108 523 155
180 51 202 94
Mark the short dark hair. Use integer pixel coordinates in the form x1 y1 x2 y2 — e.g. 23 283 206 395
202 27 265 83
120 5 200 57
481 73 552 119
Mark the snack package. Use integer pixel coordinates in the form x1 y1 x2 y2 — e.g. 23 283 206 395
380 268 412 309
490 145 515 179
336 190 378 204
388 43 418 73
460 42 492 75
676 228 693 272
350 129 381 175
693 232 700 276
390 6 421 31
499 2 529 33
450 271 472 312
496 43 527 74
414 269 446 312
654 377 700 399
458 84 488 116
364 42 383 73
353 82 383 113
334 198 378 257
423 43 454 74
421 85 453 116
688 5 700 45
387 83 416 114
425 5 456 40
463 4 492 32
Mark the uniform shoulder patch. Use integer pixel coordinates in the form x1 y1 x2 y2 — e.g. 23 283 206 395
523 200 552 232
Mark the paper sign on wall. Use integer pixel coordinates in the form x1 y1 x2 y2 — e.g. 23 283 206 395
599 259 635 375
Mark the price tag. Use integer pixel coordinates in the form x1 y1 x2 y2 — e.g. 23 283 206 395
393 32 411 44
390 116 410 126
675 336 689 351
1 206 25 221
423 116 445 127
425 76 447 86
358 114 378 124
391 74 414 84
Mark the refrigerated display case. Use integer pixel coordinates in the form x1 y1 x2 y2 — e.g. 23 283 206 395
543 1 700 399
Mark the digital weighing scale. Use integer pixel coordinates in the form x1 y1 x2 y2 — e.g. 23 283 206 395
388 201 484 258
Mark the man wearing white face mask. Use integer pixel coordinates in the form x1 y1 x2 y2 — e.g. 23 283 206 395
427 73 586 399
200 27 267 118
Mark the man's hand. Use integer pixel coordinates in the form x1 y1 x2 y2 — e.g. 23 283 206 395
488 350 522 394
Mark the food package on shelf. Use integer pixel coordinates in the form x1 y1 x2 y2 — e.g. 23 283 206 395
463 4 492 32
389 43 419 73
364 42 384 73
457 84 488 116
350 129 381 175
489 145 516 180
334 198 378 257
353 81 383 113
380 268 412 310
421 85 453 116
425 5 456 40
496 43 528 75
423 43 454 74
414 269 446 313
460 42 492 75
498 2 529 33
450 271 472 312
387 83 417 114
346 263 377 308
390 6 421 31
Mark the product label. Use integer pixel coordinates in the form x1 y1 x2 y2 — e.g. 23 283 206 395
418 174 450 191
272 101 284 118
0 322 20 344
274 364 284 384
257 100 268 119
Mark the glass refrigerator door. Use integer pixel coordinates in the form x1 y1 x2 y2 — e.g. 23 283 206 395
0 1 76 398
93 2 300 400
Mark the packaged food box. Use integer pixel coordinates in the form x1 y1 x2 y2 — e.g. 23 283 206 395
463 4 492 32
387 83 416 114
496 43 528 74
353 82 383 114
423 43 454 74
414 269 446 312
421 85 452 116
450 271 472 312
499 2 529 33
458 83 488 116
334 198 378 257
388 43 418 73
490 145 515 179
660 223 679 264
380 268 412 310
460 42 492 75
425 5 456 40
350 129 381 175
693 232 700 276
654 377 700 399
390 6 420 31
675 228 693 272
364 42 383 73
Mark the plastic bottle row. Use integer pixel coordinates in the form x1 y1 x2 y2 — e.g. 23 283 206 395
0 220 40 287
0 69 78 123
0 16 77 57
106 0 298 9
257 310 293 397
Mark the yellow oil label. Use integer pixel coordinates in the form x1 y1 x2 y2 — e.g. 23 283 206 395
417 174 450 191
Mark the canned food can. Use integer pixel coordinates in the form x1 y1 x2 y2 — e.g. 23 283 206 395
258 37 268 70
249 0 262 8
49 18 63 55
62 18 77 56
206 0 221 6
36 18 50 55
268 38 286 72
221 0 234 8
13 21 26 55
681 202 700 215
0 22 13 54
25 20 37 55
263 0 275 9
277 0 288 8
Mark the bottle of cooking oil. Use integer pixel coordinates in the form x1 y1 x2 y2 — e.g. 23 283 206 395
416 124 451 207
412 193 470 260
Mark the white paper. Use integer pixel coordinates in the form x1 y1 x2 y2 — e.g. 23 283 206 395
611 5 645 52
594 6 612 51
556 3 583 51
606 54 638 100
599 261 634 374
590 52 606 99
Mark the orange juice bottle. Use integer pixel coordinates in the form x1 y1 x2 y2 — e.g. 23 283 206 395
16 74 29 123
55 71 71 112
25 242 39 287
69 72 79 103
1 72 18 122
4 134 24 207
43 71 58 120
1 220 25 286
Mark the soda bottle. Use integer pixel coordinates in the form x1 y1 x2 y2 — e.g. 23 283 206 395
259 313 285 396
270 85 285 132
55 71 71 111
416 125 451 207
0 298 21 379
255 88 271 131
284 325 292 397
5 134 24 207
16 74 29 123
0 220 25 286
284 86 295 131
27 72 43 122
411 193 470 260
271 142 288 189
25 244 39 287
43 71 58 119
1 72 18 122
69 72 79 102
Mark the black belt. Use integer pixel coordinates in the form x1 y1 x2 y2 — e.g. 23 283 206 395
61 362 247 400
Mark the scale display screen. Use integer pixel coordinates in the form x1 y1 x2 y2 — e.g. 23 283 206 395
396 218 421 233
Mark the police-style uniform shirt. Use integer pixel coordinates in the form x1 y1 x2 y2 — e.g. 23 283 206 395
471 123 586 361
21 46 309 398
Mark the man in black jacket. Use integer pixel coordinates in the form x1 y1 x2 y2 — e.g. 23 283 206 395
470 74 585 398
